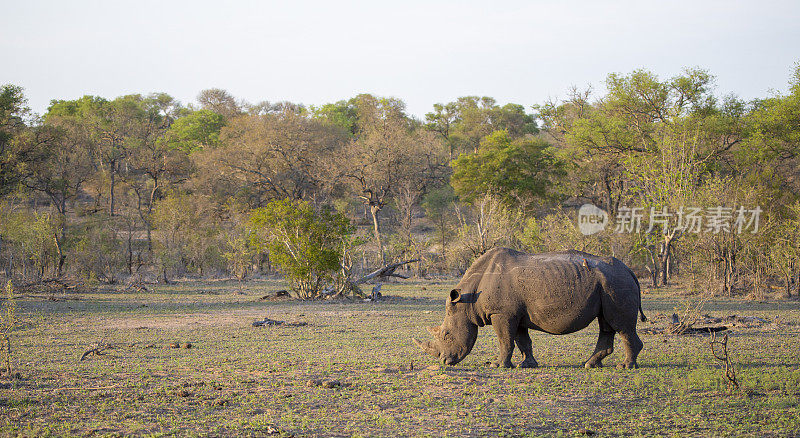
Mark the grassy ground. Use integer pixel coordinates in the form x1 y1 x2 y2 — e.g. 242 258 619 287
1 279 799 437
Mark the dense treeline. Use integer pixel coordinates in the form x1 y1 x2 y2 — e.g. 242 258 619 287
1 65 799 298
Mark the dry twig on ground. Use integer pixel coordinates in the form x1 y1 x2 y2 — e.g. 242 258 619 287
669 291 714 334
710 331 739 393
79 343 113 361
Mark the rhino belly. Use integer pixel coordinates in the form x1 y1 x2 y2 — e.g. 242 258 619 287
503 260 601 335
521 282 602 335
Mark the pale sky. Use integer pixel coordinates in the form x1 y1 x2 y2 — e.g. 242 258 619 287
2 0 799 118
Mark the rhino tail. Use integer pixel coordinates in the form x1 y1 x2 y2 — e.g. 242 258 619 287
628 267 647 322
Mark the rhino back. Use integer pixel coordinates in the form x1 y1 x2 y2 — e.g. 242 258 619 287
463 249 609 334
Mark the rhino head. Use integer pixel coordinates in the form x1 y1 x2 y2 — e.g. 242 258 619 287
413 289 479 366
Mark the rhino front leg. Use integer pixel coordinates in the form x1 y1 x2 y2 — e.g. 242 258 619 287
490 314 518 368
515 327 538 368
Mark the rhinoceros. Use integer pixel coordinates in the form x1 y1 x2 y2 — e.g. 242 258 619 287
413 247 646 369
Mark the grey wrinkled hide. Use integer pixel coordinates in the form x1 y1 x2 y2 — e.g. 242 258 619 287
413 248 646 369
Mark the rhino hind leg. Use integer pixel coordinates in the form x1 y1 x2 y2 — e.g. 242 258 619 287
585 316 615 369
515 327 538 368
616 330 643 369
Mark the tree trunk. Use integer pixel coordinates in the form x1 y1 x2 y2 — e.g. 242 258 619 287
439 216 447 267
54 197 67 277
721 248 734 297
603 174 614 217
659 243 671 286
4 238 13 278
658 230 682 286
476 198 489 255
729 247 736 295
795 267 799 297
647 245 659 287
109 170 116 217
126 221 134 275
369 204 385 266
146 181 159 253
161 268 171 285
135 186 155 254
54 232 65 278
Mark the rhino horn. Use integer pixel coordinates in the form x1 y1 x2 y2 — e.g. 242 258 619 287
412 338 440 357
426 325 441 336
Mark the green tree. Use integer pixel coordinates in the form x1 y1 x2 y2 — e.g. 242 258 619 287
46 94 157 217
71 217 124 283
162 109 225 154
743 63 800 201
425 97 537 157
537 68 748 287
1 280 20 375
0 206 59 280
121 94 191 255
310 100 358 136
21 124 93 276
422 185 457 266
424 102 458 158
450 130 562 209
249 199 353 300
0 85 30 197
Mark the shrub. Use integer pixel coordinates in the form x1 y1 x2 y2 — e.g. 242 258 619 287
72 218 124 284
249 199 354 299
151 192 224 280
0 205 59 280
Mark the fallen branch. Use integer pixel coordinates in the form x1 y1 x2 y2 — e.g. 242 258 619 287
352 259 419 285
252 317 307 328
670 324 729 335
321 259 419 297
80 347 107 362
124 283 150 293
79 343 114 361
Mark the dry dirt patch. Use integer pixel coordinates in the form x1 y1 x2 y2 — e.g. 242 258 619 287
83 308 289 330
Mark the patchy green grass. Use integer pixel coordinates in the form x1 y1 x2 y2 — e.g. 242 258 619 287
1 280 799 437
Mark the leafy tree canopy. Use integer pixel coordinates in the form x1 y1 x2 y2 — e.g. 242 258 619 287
162 109 226 153
425 96 537 157
450 130 562 209
0 84 30 195
249 199 353 299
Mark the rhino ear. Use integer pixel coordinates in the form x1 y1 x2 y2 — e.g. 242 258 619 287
449 289 462 303
427 325 441 335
